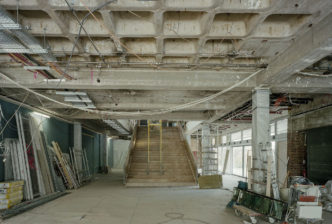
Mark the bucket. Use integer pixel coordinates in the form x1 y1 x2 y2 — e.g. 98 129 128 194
280 188 290 202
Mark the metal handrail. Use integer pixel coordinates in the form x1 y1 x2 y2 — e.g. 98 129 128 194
123 124 138 184
146 120 163 175
177 122 198 184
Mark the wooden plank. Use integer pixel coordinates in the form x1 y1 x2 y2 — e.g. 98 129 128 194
51 141 74 189
222 149 230 174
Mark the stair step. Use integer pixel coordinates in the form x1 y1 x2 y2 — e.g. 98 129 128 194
132 157 189 163
126 126 195 187
130 163 190 169
132 151 185 156
126 182 195 187
129 170 193 176
127 176 194 182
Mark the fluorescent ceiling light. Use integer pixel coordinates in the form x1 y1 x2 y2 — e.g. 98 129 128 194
43 79 66 82
31 111 50 118
24 66 50 70
55 91 87 96
64 96 92 103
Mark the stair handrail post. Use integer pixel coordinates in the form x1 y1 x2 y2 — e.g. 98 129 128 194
159 120 163 175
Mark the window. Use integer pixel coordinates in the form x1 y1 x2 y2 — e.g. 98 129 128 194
242 129 252 140
212 137 216 146
277 119 288 134
231 131 241 142
218 147 223 172
243 146 252 177
232 147 243 176
222 135 227 144
270 122 275 136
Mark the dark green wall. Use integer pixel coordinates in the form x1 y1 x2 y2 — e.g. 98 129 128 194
307 126 332 184
0 99 104 181
107 138 113 168
42 117 73 154
82 129 101 175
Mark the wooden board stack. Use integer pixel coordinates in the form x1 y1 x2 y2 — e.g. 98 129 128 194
0 181 24 209
51 141 79 189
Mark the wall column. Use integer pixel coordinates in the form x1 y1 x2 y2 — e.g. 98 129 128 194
201 124 210 175
74 122 83 174
252 88 270 194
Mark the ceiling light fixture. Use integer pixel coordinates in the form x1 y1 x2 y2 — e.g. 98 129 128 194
31 111 50 119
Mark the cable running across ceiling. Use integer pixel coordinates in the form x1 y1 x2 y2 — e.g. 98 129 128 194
0 69 264 117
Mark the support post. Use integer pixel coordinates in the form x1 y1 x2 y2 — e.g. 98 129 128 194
74 122 83 177
252 88 270 194
201 124 210 176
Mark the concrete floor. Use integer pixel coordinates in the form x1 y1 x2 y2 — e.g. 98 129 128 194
2 172 243 224
2 172 332 224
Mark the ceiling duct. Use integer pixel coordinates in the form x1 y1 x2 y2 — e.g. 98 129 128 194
0 6 21 30
56 91 96 109
103 120 130 135
0 30 30 53
0 6 55 61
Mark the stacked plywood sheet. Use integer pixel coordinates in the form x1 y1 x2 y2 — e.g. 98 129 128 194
0 181 24 209
29 117 55 195
4 138 33 200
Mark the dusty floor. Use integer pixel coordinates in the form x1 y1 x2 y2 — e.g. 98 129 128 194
2 173 332 224
2 172 243 224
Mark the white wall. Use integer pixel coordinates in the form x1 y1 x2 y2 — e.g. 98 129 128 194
112 139 130 169
277 140 288 187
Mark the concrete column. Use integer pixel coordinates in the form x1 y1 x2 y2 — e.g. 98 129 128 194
201 124 210 175
100 134 107 170
185 134 191 146
74 122 83 173
252 88 270 194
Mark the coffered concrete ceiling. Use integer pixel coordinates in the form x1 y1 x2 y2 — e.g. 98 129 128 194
0 0 331 134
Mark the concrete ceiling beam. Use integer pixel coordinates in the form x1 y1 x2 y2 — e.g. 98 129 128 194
64 111 210 121
100 10 124 53
258 12 332 85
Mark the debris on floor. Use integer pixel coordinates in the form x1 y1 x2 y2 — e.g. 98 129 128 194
0 180 23 209
0 191 67 219
228 176 328 224
0 111 92 217
198 175 222 189
321 180 332 212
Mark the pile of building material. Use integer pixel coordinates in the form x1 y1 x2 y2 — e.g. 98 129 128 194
0 181 24 209
51 141 80 189
3 137 33 200
0 109 93 216
287 177 323 223
68 147 91 185
322 180 332 212
198 175 222 189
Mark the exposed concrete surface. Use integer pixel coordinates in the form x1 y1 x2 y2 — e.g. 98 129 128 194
2 172 332 223
2 172 243 224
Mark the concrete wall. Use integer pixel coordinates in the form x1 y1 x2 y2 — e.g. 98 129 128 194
112 139 130 169
287 95 332 177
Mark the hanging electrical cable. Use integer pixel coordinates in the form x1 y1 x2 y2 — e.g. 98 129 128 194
298 71 332 77
0 69 264 117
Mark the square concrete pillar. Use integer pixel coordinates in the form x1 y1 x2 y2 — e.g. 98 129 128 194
74 122 83 173
252 88 270 194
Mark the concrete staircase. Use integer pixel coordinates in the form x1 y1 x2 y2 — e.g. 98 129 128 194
126 126 196 187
